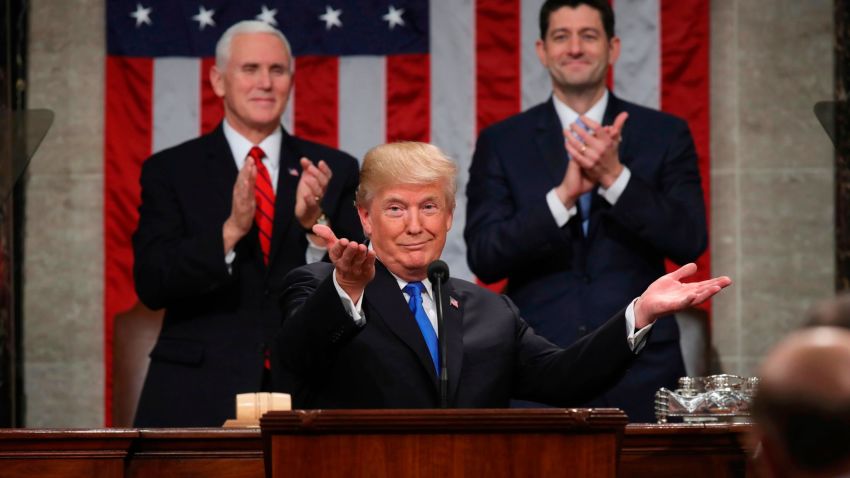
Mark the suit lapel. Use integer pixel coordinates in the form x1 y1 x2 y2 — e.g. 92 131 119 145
365 263 440 387
441 280 464 405
204 124 240 210
536 98 570 184
268 128 300 265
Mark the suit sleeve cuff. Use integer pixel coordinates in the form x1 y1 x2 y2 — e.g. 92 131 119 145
332 269 365 325
546 188 578 228
598 166 631 205
625 297 653 353
224 249 236 275
305 233 328 264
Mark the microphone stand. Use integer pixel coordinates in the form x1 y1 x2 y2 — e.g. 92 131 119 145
432 276 448 408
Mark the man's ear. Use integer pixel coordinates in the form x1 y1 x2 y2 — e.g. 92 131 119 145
210 64 226 98
608 36 621 66
357 205 372 238
535 38 548 68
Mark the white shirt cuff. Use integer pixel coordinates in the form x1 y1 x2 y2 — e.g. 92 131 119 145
305 233 328 264
625 298 653 353
224 249 236 275
598 166 631 205
546 188 578 228
332 268 365 326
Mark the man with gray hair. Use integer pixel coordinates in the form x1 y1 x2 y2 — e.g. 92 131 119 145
752 325 850 477
273 142 729 409
133 20 362 426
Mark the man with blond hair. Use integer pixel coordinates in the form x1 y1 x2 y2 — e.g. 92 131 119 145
133 20 361 426
273 142 729 409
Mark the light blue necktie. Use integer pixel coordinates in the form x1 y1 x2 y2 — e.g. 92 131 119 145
574 118 593 236
403 281 440 374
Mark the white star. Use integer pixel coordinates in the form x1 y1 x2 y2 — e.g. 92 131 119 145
382 5 405 30
130 3 152 28
256 5 278 26
319 5 342 30
192 6 216 30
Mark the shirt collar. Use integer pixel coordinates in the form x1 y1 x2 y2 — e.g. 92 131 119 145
552 89 609 130
222 119 282 168
388 270 434 300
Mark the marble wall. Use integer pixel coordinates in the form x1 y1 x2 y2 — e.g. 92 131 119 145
710 0 835 376
24 0 104 426
21 0 835 426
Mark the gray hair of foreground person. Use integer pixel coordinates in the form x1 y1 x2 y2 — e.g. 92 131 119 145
752 326 850 477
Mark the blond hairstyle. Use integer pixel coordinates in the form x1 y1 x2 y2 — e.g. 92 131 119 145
356 142 457 210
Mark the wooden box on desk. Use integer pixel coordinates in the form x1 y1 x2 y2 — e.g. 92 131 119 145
260 408 627 478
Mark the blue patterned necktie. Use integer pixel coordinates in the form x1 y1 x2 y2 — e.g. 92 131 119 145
574 118 593 236
403 281 440 374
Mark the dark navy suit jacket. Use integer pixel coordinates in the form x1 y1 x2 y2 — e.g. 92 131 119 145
132 124 362 427
272 262 635 409
464 94 707 421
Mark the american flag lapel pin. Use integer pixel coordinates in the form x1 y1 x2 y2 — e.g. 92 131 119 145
288 167 299 177
450 297 459 309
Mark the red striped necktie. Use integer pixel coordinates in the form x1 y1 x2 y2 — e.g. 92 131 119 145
249 146 275 266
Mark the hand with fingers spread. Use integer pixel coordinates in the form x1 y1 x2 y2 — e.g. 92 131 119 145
223 159 257 253
565 112 629 188
312 224 376 303
633 263 732 329
295 157 333 230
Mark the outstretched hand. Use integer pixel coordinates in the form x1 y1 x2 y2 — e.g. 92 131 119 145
633 263 732 328
312 224 376 303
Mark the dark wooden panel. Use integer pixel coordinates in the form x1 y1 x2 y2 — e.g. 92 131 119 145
127 428 264 478
0 429 135 478
620 423 755 478
262 409 628 478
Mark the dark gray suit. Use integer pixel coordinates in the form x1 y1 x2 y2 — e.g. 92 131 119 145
273 261 636 409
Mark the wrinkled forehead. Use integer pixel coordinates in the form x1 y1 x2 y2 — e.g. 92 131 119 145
228 32 291 64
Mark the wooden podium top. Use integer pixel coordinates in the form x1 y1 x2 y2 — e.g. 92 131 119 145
260 407 628 434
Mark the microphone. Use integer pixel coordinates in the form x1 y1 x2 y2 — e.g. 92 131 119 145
427 260 450 408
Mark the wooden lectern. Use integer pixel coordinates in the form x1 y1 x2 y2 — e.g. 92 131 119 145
260 408 627 478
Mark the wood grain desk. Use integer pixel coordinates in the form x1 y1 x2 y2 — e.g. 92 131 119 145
0 420 754 477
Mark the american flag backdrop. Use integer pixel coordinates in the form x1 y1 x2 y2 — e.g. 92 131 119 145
105 0 709 424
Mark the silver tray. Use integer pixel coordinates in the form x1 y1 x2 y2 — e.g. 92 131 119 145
655 374 758 423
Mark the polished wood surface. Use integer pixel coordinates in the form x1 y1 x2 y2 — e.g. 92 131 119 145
261 408 628 478
128 428 263 478
621 422 754 478
0 429 136 478
0 420 754 477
